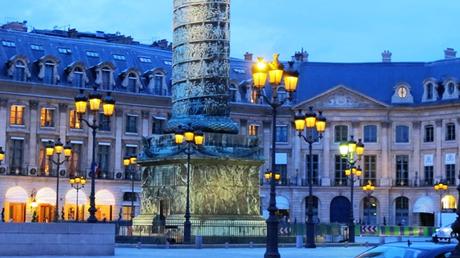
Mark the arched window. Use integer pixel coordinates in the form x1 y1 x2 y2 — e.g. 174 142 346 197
153 72 164 95
305 196 319 223
395 196 409 226
448 82 455 95
426 82 434 100
145 69 165 95
14 60 26 81
94 62 116 90
37 56 60 84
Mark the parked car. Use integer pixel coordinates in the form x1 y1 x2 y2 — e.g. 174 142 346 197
432 224 456 243
355 241 456 258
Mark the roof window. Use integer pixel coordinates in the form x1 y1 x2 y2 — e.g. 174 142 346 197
139 57 152 63
31 44 44 51
2 40 15 47
86 51 99 57
113 54 126 61
58 47 72 54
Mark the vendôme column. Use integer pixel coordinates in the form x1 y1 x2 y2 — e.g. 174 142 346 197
167 0 238 134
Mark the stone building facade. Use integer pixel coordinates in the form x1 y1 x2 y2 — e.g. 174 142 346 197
0 22 459 227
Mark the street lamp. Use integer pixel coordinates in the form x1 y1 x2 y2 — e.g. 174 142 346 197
362 181 375 225
69 176 86 221
74 86 115 223
45 138 72 222
174 124 205 244
434 182 448 228
294 106 326 248
0 147 5 165
252 54 299 258
123 155 138 222
339 135 364 243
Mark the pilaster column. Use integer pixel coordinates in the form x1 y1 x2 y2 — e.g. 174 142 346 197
322 129 331 186
293 128 301 185
114 109 123 172
59 103 68 141
412 121 421 186
141 110 150 138
86 112 95 173
435 119 443 181
380 121 390 186
28 100 39 169
0 98 7 148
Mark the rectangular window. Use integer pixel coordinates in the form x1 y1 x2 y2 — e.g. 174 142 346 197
274 164 288 185
395 155 409 186
127 77 137 93
73 71 84 87
395 125 409 143
14 64 25 81
248 124 258 136
446 164 456 186
363 155 377 185
446 123 456 141
10 139 24 173
334 155 348 186
31 44 44 51
58 47 72 54
424 125 434 142
126 115 138 133
97 144 110 178
44 63 54 84
69 143 82 178
86 51 99 57
363 125 377 143
139 57 152 63
99 113 111 131
39 144 53 176
424 166 434 186
40 108 55 127
152 118 164 134
334 125 348 142
10 105 24 125
305 154 319 185
2 40 15 47
275 125 288 142
122 206 133 220
113 54 126 61
154 75 163 95
69 109 81 129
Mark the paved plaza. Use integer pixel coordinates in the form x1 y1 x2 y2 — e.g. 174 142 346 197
0 247 371 258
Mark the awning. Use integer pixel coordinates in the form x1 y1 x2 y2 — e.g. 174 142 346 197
36 187 56 205
276 196 289 210
65 189 87 205
95 189 115 205
413 196 435 213
5 186 28 203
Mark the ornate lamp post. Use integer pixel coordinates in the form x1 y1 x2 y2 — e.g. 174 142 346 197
174 125 205 244
434 182 448 227
45 138 72 222
339 136 364 243
69 176 86 221
74 86 115 223
252 54 299 258
123 155 138 222
362 181 375 225
293 106 326 248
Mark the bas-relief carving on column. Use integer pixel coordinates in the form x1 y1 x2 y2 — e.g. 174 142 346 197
29 100 38 109
167 0 237 134
435 119 443 127
412 121 421 129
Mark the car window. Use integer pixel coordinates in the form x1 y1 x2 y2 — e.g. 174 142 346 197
436 251 452 258
356 246 422 258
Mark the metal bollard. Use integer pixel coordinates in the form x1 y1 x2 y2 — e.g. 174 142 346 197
296 235 303 248
195 235 203 249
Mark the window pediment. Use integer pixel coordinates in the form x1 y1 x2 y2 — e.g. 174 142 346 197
120 68 143 90
65 61 88 85
36 55 60 83
6 55 31 79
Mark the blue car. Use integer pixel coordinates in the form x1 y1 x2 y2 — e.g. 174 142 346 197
355 242 456 258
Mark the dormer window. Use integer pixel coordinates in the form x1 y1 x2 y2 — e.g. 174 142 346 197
58 47 72 54
229 83 237 102
121 69 142 93
422 80 439 102
397 87 407 98
113 54 126 61
101 68 111 90
2 40 15 47
73 67 84 87
127 73 137 92
153 72 164 95
14 60 26 81
31 44 44 51
65 62 88 88
94 62 116 91
44 61 55 84
145 69 165 95
392 83 413 104
37 56 60 85
442 81 459 100
426 83 434 100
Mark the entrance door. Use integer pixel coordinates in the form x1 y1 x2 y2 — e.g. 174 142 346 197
38 204 55 223
8 203 25 222
330 196 351 223
420 213 434 227
96 205 113 221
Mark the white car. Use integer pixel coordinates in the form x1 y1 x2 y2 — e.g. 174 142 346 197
432 224 456 243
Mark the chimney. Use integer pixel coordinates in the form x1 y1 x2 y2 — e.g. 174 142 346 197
244 52 253 61
382 50 392 63
0 20 28 32
292 49 309 62
444 48 457 59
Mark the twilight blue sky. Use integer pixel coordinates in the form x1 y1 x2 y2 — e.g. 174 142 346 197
1 0 459 62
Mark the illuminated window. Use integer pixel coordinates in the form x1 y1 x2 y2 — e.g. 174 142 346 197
10 105 24 125
248 124 258 136
122 206 133 220
69 109 81 129
69 143 82 178
397 86 407 98
39 144 53 176
40 108 55 127
441 195 457 211
250 89 259 103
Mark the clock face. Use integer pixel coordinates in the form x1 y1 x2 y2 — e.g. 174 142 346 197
397 87 407 98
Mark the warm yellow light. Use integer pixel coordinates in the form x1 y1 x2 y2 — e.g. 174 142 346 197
194 131 204 145
315 111 327 133
175 133 184 144
339 142 349 156
305 107 317 128
348 138 357 154
184 131 194 142
443 184 448 190
130 156 137 164
268 54 284 85
370 186 375 191
74 89 88 114
102 92 115 117
356 139 365 156
54 139 64 154
0 147 4 161
89 90 102 111
294 111 306 132
355 167 362 177
123 157 130 166
284 74 298 92
64 146 72 157
31 200 38 208
45 141 54 156
274 172 281 181
80 177 87 185
69 178 75 185
252 57 268 89
345 168 351 176
75 177 81 183
434 185 439 191
264 171 271 180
